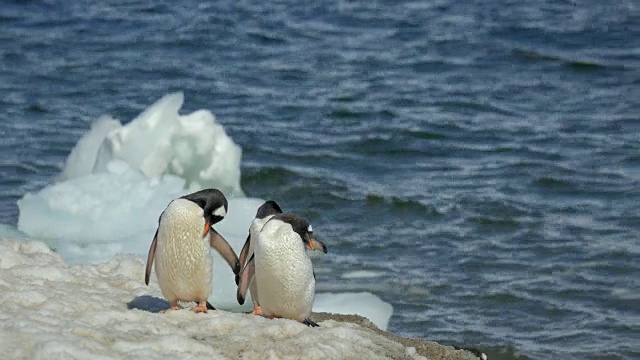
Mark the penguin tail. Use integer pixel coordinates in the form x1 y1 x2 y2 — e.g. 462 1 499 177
206 301 216 310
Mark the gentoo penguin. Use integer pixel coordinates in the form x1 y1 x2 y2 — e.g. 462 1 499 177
145 188 240 313
237 213 327 326
236 200 283 315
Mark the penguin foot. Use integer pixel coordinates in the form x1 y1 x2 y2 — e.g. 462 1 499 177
191 301 208 313
303 318 319 327
160 306 181 313
249 304 264 316
159 300 180 313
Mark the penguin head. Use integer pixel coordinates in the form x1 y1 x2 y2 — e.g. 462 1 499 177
274 213 328 254
181 189 228 236
256 200 283 219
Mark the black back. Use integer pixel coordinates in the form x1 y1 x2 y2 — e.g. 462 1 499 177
256 200 283 219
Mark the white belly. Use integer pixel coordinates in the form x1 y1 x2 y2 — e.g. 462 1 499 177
154 199 213 303
254 221 315 321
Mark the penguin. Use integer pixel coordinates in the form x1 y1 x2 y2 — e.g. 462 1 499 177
145 188 240 313
236 200 283 316
237 213 327 326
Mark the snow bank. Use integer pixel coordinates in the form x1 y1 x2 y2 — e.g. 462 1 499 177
0 238 428 360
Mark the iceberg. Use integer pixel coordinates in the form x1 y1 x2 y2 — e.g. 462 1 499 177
59 92 243 196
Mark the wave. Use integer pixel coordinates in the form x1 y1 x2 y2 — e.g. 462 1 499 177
512 48 626 72
328 108 394 120
365 194 441 217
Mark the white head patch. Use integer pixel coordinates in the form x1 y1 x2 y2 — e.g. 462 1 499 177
213 206 226 218
307 225 313 233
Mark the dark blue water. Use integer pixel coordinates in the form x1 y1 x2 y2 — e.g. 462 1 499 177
1 1 639 359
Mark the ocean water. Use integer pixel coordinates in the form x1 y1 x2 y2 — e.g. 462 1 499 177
1 1 638 359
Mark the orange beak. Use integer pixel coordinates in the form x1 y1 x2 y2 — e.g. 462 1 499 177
202 221 211 237
308 238 327 254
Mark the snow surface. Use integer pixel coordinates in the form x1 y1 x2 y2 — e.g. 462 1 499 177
15 93 393 330
0 238 422 360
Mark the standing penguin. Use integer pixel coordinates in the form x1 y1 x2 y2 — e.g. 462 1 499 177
236 200 283 315
237 213 327 326
145 188 240 313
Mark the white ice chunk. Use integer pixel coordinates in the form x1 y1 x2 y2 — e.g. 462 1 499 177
58 115 122 181
314 292 393 331
0 223 31 241
59 92 243 197
20 92 245 262
18 160 186 251
171 109 242 194
93 93 182 180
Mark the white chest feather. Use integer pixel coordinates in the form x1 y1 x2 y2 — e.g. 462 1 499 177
254 221 315 321
154 199 213 303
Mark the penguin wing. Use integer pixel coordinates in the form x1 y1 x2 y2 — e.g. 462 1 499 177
144 229 158 285
209 229 241 276
236 234 251 285
236 254 255 305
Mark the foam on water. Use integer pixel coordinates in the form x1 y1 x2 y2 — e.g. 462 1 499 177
15 93 393 329
341 270 387 279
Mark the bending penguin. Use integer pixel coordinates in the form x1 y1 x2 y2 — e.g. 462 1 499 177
236 200 283 316
237 213 328 326
145 188 240 313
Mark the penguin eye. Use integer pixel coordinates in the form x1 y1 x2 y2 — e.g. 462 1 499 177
307 225 313 233
212 206 226 218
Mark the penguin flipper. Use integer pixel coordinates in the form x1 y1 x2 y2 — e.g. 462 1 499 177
144 229 158 285
237 255 255 305
209 229 241 276
303 318 319 327
236 233 251 284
